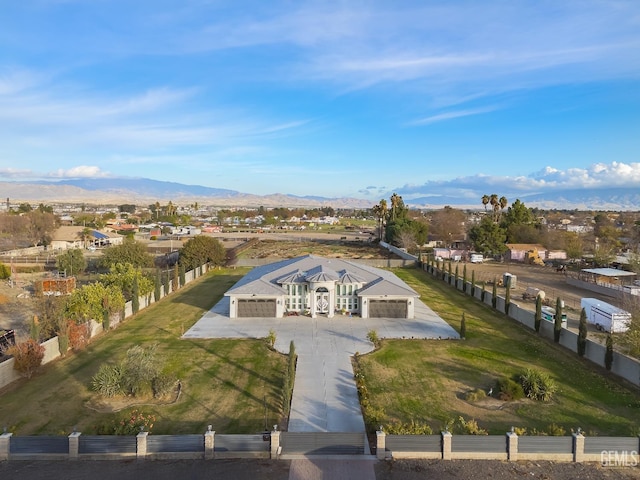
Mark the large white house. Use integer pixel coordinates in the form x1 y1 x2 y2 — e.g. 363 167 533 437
225 254 419 319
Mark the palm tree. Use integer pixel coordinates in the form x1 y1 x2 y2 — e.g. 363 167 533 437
481 195 489 211
373 199 388 240
78 227 93 249
489 194 499 222
166 201 176 217
390 193 401 222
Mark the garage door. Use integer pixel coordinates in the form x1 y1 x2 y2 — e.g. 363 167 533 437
369 300 407 318
237 299 277 317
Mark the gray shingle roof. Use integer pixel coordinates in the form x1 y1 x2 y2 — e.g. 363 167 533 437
225 254 419 298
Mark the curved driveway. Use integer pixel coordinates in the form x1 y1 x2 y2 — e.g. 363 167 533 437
184 298 458 433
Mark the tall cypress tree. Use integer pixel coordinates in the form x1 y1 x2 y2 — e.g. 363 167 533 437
605 334 613 371
164 270 170 295
470 270 475 297
172 263 179 292
491 278 497 309
505 285 511 315
534 295 542 332
454 263 459 288
554 297 563 343
132 276 140 314
179 263 186 287
154 270 161 302
578 308 588 357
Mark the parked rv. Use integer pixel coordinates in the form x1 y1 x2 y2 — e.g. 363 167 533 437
580 298 631 333
541 306 567 328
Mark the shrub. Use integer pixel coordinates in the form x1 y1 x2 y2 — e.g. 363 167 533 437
0 263 10 279
366 329 380 347
464 388 486 402
152 373 177 398
545 423 566 436
68 321 91 351
92 364 124 397
97 409 156 435
520 368 557 402
384 420 433 435
266 329 276 348
7 339 45 379
453 416 488 435
496 377 525 401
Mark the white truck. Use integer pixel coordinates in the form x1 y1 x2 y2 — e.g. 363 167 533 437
580 298 632 333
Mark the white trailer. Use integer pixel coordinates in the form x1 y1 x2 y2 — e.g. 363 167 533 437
580 298 632 333
470 253 483 263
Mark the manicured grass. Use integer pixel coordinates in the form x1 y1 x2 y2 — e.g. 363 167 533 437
0 268 287 435
357 267 640 435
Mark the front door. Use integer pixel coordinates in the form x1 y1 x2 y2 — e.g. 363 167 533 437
316 292 329 314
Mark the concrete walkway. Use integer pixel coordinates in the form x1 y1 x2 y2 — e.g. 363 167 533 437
184 297 458 434
185 298 457 480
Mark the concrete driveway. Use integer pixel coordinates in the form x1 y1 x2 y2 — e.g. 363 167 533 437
184 297 458 434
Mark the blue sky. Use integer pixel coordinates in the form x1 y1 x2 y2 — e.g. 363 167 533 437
1 0 639 203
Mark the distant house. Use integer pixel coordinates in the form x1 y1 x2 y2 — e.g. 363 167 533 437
506 244 567 263
225 254 419 319
50 226 124 250
506 244 547 262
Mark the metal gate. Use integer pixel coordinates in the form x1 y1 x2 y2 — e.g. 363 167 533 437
280 432 367 455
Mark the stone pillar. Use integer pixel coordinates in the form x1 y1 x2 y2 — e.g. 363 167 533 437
573 432 585 463
376 430 386 460
0 433 12 461
68 432 81 460
270 428 281 459
136 431 148 459
441 431 452 460
204 427 215 460
507 432 518 461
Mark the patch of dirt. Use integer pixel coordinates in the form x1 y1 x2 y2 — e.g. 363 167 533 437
0 271 43 340
241 239 390 260
85 384 182 413
375 459 640 480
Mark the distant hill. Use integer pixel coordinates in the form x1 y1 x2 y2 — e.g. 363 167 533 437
0 177 637 210
0 179 374 209
407 187 640 211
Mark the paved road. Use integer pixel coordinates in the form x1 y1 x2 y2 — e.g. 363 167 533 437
184 297 458 435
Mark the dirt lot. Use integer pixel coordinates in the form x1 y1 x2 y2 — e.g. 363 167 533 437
461 261 620 338
0 271 42 341
2 458 639 480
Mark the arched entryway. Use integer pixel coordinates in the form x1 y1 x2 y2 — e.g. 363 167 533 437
315 287 330 314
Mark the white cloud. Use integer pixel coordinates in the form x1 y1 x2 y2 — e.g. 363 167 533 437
0 168 35 178
410 107 498 125
47 166 111 178
395 162 640 200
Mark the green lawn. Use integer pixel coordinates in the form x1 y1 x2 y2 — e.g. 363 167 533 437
357 267 640 436
0 268 287 435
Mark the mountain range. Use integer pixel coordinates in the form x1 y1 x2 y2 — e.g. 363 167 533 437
0 178 638 211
